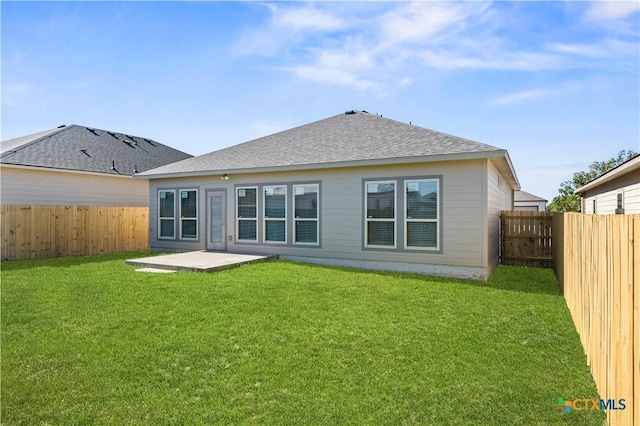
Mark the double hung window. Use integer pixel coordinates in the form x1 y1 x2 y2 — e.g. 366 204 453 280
237 187 258 241
180 189 198 239
158 190 176 239
264 186 287 243
294 184 319 245
405 179 439 250
365 181 396 247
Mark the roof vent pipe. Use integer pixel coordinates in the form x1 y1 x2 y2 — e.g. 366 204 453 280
111 160 116 171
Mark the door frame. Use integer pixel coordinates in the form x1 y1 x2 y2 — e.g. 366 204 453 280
206 189 227 251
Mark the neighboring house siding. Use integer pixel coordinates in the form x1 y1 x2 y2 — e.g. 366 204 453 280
1 166 149 206
582 170 640 214
148 159 490 278
486 159 513 272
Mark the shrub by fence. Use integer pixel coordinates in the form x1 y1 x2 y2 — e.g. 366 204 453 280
1 205 149 260
553 212 639 426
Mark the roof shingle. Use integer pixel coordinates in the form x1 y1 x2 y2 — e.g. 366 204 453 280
139 111 504 177
1 125 192 175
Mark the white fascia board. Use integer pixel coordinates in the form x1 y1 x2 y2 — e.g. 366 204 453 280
136 150 512 180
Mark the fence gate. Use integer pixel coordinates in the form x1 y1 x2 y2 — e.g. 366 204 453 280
500 211 554 268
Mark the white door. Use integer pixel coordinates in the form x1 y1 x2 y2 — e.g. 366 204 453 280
207 191 226 250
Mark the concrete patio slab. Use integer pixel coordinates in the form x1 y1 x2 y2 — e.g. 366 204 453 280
127 251 278 273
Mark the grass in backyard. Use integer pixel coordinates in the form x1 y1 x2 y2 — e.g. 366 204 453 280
1 253 604 425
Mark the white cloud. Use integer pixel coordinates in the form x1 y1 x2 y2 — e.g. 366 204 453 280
234 2 638 91
235 4 346 56
286 45 380 90
273 6 345 33
584 1 640 22
380 2 485 46
490 89 552 106
419 49 565 71
548 38 639 63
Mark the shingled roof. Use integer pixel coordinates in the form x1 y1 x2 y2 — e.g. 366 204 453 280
515 190 547 202
1 125 192 176
138 111 517 185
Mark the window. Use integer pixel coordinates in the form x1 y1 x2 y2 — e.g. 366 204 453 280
264 185 286 243
617 193 623 210
593 199 597 214
365 181 396 247
405 179 439 250
294 184 319 245
158 190 176 239
237 187 257 241
180 189 197 239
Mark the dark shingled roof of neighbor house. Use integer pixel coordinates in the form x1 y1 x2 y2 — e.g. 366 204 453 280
138 110 515 182
1 125 192 176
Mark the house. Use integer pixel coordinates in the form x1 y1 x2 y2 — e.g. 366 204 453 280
137 111 520 280
514 190 547 211
1 125 192 207
575 155 640 214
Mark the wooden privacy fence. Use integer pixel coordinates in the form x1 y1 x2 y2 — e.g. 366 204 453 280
500 210 554 268
1 205 149 260
553 213 639 426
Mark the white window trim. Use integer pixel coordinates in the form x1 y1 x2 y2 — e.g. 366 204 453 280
236 186 258 242
404 179 440 251
179 189 198 240
293 183 319 246
364 180 397 248
158 189 176 240
263 185 287 244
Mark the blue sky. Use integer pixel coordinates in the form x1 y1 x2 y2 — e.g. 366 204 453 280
2 1 639 201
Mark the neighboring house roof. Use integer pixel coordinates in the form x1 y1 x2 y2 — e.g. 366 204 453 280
514 190 547 203
1 125 192 176
138 110 520 188
574 155 640 195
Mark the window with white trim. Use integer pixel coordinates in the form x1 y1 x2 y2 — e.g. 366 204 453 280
365 181 396 247
405 179 439 250
264 185 287 243
158 190 176 239
237 187 257 241
180 189 198 240
294 184 319 245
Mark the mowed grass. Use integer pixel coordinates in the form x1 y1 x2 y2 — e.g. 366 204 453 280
1 253 604 425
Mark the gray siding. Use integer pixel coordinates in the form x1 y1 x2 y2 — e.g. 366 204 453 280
147 159 493 278
1 166 149 206
486 159 513 273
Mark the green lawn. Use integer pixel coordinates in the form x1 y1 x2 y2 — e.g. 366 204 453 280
1 253 604 425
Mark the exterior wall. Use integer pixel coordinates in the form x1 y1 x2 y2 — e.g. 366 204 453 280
486 159 514 274
582 169 640 214
514 201 546 211
147 159 493 279
0 166 149 207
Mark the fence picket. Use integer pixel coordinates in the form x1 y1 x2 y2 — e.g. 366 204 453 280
554 213 638 426
1 205 149 260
